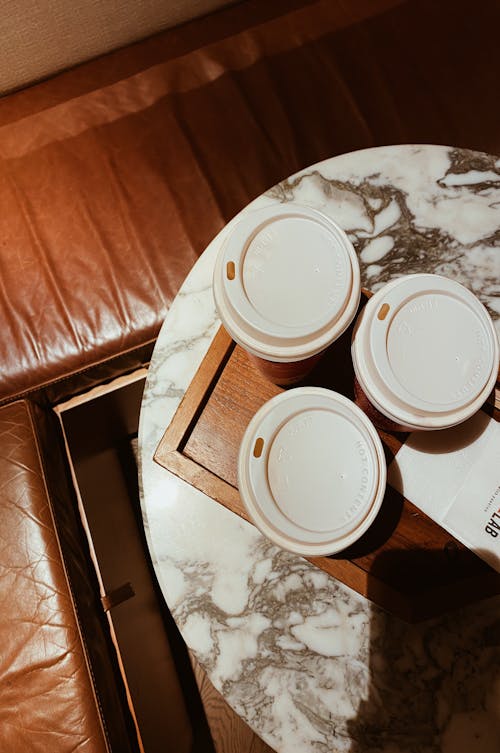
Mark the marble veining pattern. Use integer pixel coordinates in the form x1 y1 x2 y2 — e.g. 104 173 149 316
268 147 500 325
139 145 500 752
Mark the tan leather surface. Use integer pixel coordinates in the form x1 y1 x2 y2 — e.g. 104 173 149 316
0 0 498 406
0 400 136 752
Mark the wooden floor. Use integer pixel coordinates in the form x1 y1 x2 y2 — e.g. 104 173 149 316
190 652 275 753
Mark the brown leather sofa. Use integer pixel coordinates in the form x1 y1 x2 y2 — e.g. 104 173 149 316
0 0 498 751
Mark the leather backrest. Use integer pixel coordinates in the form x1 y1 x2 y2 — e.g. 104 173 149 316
0 0 498 407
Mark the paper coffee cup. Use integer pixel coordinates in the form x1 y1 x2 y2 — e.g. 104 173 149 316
351 274 499 431
238 387 386 556
213 204 361 384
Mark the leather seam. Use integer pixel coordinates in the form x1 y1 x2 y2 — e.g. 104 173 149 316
0 337 156 406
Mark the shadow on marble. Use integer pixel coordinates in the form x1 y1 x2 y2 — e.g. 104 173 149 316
346 548 500 753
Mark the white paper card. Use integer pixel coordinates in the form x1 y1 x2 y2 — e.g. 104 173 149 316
388 411 500 572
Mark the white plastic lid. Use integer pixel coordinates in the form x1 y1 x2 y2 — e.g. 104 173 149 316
213 204 361 362
238 388 386 556
352 274 499 429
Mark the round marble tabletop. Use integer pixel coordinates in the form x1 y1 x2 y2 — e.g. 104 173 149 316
139 145 500 753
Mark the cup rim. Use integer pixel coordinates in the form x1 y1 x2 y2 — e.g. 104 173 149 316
351 274 499 430
237 387 387 556
213 203 361 362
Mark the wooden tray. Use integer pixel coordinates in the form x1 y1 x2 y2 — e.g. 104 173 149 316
154 322 500 622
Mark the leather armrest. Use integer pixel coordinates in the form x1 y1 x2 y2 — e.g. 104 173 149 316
0 400 137 753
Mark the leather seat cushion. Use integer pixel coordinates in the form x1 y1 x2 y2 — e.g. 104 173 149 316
0 0 498 405
0 400 136 752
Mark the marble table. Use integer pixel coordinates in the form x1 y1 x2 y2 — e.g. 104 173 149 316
138 145 500 753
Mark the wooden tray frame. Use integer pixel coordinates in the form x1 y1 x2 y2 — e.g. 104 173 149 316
155 326 500 622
